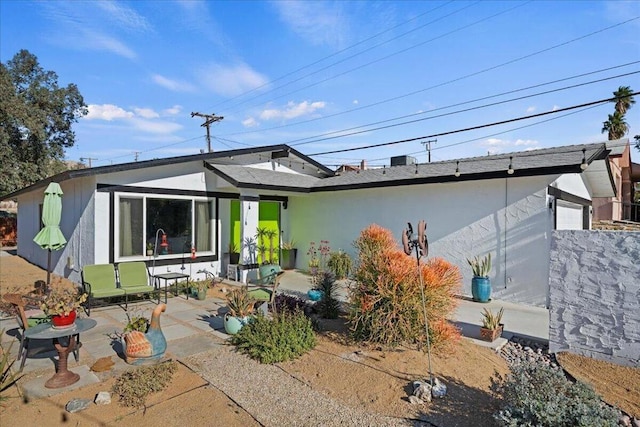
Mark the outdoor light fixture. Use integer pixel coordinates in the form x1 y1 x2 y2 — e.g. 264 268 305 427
302 163 305 170
415 163 419 174
580 148 588 170
454 160 460 177
382 165 386 175
507 156 514 175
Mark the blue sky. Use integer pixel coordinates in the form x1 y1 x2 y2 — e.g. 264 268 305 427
2 0 639 168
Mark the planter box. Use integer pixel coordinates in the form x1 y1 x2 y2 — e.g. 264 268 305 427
480 324 503 342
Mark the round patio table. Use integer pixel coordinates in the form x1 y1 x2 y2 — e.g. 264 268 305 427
24 318 97 388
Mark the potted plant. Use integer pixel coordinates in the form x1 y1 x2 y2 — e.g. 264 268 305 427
467 253 492 303
40 280 88 328
281 239 297 270
223 286 256 335
227 241 240 265
146 242 154 256
194 281 208 301
480 307 504 342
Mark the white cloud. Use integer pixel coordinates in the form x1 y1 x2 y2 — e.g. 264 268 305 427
198 63 269 97
83 103 182 134
514 139 539 146
95 1 152 32
272 1 349 48
526 106 536 113
151 74 196 92
130 118 182 134
242 117 259 128
259 101 326 121
483 138 508 147
353 100 359 105
133 108 160 119
163 105 183 116
85 104 134 121
552 105 560 111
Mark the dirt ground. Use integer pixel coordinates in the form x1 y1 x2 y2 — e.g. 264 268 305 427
1 252 637 425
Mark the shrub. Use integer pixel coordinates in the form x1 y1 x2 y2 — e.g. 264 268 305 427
274 294 306 313
313 271 340 319
230 310 316 364
491 360 619 427
327 250 352 279
112 360 178 408
1 331 23 402
349 224 461 349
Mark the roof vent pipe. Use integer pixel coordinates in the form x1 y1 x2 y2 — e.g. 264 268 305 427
360 160 367 171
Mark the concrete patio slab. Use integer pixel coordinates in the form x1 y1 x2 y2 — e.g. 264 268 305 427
21 365 100 399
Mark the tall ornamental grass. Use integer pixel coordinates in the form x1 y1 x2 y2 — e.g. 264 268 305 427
349 224 461 350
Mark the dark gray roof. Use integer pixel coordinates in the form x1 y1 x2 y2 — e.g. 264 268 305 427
311 142 608 191
206 164 321 192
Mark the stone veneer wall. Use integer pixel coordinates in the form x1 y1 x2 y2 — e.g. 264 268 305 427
549 230 639 367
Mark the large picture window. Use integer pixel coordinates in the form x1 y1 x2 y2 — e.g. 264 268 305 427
117 194 214 260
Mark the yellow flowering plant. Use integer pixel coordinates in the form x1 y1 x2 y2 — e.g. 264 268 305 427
40 279 88 316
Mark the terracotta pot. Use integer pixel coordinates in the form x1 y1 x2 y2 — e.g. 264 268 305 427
480 324 503 342
51 310 76 328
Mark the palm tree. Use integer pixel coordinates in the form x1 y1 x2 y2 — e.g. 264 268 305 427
612 86 635 115
602 111 629 140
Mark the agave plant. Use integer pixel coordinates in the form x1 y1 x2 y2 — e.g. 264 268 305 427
467 253 492 278
481 307 504 330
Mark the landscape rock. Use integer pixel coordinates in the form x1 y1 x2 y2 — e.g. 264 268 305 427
620 415 631 426
95 391 111 405
631 417 640 427
65 398 91 413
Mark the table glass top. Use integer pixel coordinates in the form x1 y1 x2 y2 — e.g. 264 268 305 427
24 318 97 339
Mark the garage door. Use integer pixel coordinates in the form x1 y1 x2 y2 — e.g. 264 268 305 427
556 201 584 230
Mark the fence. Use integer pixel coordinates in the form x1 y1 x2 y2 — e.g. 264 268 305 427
548 230 639 367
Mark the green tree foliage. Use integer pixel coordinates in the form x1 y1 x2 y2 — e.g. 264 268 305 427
0 50 87 196
601 85 635 141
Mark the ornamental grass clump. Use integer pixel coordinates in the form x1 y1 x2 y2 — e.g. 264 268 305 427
349 224 461 350
327 250 352 279
230 309 316 364
491 359 619 426
112 360 177 408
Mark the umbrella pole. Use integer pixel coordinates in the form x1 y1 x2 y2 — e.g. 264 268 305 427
47 249 52 287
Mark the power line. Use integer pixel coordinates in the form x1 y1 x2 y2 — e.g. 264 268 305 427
208 1 456 111
221 2 527 116
191 112 224 152
218 16 639 138
306 92 640 156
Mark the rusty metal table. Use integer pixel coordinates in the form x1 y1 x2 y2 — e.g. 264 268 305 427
24 318 97 388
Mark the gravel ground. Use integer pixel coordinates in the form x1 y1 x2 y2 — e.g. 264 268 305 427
182 345 430 427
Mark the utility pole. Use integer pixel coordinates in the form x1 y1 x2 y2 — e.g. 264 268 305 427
191 112 224 153
79 157 97 168
421 139 437 163
133 151 141 162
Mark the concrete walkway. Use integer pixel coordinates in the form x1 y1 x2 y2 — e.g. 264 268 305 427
0 268 548 399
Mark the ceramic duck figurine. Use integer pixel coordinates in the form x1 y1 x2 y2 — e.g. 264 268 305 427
123 303 167 365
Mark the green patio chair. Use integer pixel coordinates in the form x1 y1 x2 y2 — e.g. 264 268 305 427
82 263 127 316
117 261 159 304
247 265 285 312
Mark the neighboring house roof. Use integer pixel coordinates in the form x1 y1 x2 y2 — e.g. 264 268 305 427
1 141 617 199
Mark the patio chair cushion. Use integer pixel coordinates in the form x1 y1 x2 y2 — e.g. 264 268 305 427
117 262 154 294
82 264 126 298
247 288 272 302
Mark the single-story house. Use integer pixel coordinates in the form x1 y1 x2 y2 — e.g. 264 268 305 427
1 139 622 308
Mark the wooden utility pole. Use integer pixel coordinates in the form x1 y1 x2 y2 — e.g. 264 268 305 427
79 157 97 168
191 112 224 152
421 139 437 163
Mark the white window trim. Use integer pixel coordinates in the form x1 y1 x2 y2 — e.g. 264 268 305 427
114 192 216 262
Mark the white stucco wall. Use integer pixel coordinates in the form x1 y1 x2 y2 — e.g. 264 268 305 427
549 230 640 366
288 175 555 307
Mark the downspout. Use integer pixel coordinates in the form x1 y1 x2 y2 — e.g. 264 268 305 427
504 178 508 289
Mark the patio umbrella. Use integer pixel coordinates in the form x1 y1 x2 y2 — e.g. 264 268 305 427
33 182 67 285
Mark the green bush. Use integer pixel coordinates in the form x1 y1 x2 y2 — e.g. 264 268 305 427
112 360 177 407
230 310 316 364
491 360 619 427
314 271 340 319
327 250 352 279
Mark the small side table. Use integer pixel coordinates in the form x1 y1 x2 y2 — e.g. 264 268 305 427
153 272 190 302
227 264 239 281
24 318 97 389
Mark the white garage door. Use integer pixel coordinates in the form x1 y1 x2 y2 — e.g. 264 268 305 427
556 201 584 230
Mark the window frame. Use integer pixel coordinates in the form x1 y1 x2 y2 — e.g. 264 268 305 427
114 192 216 262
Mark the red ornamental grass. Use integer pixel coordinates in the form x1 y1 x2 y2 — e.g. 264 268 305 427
349 224 461 351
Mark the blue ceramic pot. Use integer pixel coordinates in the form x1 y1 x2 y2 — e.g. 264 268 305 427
307 289 324 301
471 277 491 303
